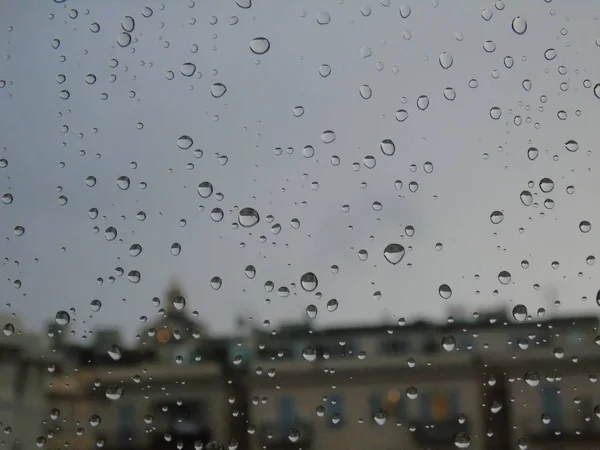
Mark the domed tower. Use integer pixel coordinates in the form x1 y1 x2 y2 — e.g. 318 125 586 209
140 278 205 362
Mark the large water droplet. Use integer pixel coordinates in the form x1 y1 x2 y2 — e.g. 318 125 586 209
416 95 429 110
359 85 372 99
490 211 504 224
306 305 317 319
539 178 554 193
439 52 453 69
454 432 471 448
439 284 452 299
527 147 539 160
121 16 135 32
498 270 511 285
211 83 227 98
524 372 540 387
579 220 592 233
300 272 318 292
511 16 527 34
108 345 122 361
327 299 338 312
544 48 557 60
441 336 456 352
245 265 256 279
383 244 405 265
198 182 213 198
302 346 317 362
117 176 130 190
565 140 579 152
321 130 336 144
399 5 411 18
512 304 527 322
520 190 533 206
238 207 260 227
373 409 387 425
235 0 251 8
104 226 117 241
316 11 330 25
380 139 395 156
105 385 124 400
177 135 193 149
55 310 70 326
180 63 196 77
116 32 131 47
249 37 270 55
319 64 331 77
489 107 502 120
210 276 222 290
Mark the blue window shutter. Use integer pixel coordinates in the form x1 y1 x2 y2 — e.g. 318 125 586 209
421 391 432 422
370 392 381 424
541 387 562 429
395 395 407 421
449 390 459 417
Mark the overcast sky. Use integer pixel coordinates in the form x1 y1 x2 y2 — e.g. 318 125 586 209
1 0 600 344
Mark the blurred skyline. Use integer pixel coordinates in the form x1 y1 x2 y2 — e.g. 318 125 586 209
1 0 600 343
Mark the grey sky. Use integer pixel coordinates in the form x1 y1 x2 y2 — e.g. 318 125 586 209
1 0 600 344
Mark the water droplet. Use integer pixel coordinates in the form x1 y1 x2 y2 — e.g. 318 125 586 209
565 140 579 152
439 284 452 299
383 243 405 265
359 85 372 99
498 270 511 285
121 16 135 32
380 139 395 156
489 107 502 120
360 46 372 58
439 52 453 69
171 243 182 256
235 0 251 8
317 130 337 146
90 299 102 312
306 305 317 319
483 40 496 53
395 109 409 122
116 32 132 47
55 310 70 326
2 193 12 204
177 135 193 149
373 409 387 425
481 8 493 21
211 208 224 222
300 272 318 292
512 304 527 322
454 432 471 448
443 87 456 101
441 336 455 351
512 16 527 34
116 176 130 190
104 227 117 241
105 385 124 400
129 244 142 257
302 346 317 361
416 95 429 110
544 48 557 60
173 296 186 310
198 182 213 198
399 4 411 18
490 211 504 224
244 265 256 279
579 221 592 233
319 64 331 77
522 79 532 91
316 11 331 25
13 226 24 236
128 270 141 283
3 324 14 336
594 84 600 99
249 37 270 55
238 207 260 227
327 299 338 312
211 83 227 98
539 177 554 193
293 106 304 117
524 372 540 387
108 345 122 361
527 147 539 160
180 63 196 77
210 276 222 290
358 249 369 261
520 190 533 206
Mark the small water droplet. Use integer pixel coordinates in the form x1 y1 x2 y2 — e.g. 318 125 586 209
55 310 70 326
316 11 331 25
565 140 579 152
319 64 331 77
211 83 227 98
105 385 124 400
544 48 557 60
490 211 504 224
121 16 135 32
579 220 592 233
512 304 527 322
327 299 338 312
198 182 213 198
539 177 554 193
416 95 429 110
306 305 317 319
321 130 336 143
177 135 193 149
117 176 130 190
116 32 131 47
439 284 452 299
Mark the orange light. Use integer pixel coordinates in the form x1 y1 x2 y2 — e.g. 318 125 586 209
157 330 171 343
387 389 401 404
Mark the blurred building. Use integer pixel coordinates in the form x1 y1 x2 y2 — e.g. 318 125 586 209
2 303 596 450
